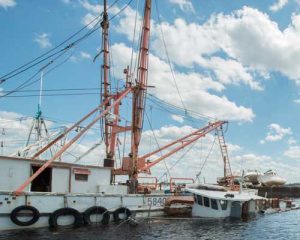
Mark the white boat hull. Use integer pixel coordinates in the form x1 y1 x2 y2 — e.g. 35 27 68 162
259 175 286 186
0 191 170 231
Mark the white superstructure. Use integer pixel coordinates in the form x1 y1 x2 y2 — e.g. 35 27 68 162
185 185 265 219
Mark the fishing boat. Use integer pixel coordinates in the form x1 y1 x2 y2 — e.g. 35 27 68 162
259 170 286 186
0 0 234 231
185 184 265 219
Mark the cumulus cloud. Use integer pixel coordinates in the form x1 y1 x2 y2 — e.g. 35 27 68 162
70 51 92 62
171 115 184 123
169 0 195 13
269 0 289 12
80 51 92 60
150 7 300 87
260 123 292 144
111 42 255 122
294 99 300 104
284 145 300 159
34 33 52 49
0 0 16 9
288 137 297 145
231 152 298 182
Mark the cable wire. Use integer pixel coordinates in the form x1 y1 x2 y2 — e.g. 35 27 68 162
154 0 188 114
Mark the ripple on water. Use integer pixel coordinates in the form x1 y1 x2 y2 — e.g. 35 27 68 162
1 209 300 240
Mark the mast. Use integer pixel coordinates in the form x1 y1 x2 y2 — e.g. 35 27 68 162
24 69 51 158
101 0 114 168
129 0 151 193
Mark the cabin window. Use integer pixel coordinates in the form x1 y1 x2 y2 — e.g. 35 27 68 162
211 199 218 210
203 197 210 207
197 195 203 205
219 200 228 210
30 166 52 192
75 173 88 181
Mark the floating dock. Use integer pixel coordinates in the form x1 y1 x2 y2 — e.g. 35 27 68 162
257 186 300 198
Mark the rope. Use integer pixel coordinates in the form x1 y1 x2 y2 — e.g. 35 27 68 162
145 110 171 178
195 134 217 182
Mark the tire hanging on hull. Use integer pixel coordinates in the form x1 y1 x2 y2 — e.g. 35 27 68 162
113 207 131 223
48 207 83 228
10 205 40 226
83 206 110 225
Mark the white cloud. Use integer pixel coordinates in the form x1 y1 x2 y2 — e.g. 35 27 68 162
80 0 120 28
0 0 16 9
261 123 292 143
171 115 184 123
34 33 52 49
149 7 300 87
169 0 195 13
294 99 300 104
111 42 255 122
61 0 70 4
288 137 297 145
70 51 92 62
284 145 300 159
230 152 299 182
269 0 289 12
80 51 92 60
203 57 263 91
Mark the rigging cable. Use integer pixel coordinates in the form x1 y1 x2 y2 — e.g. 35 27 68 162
0 51 75 98
195 134 217 182
144 110 171 178
0 0 122 84
129 0 140 76
154 0 188 114
157 140 197 182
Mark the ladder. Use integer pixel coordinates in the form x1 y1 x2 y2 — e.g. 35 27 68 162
216 124 232 184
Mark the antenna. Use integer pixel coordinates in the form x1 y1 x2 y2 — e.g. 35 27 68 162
23 64 52 158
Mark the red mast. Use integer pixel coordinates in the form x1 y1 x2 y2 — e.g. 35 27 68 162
129 0 152 193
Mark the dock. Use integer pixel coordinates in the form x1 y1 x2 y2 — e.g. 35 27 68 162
257 185 300 198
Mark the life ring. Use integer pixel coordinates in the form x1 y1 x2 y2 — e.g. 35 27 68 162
10 205 40 226
113 207 131 223
49 207 83 228
83 206 110 225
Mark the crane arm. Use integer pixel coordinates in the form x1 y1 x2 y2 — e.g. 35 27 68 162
138 121 227 173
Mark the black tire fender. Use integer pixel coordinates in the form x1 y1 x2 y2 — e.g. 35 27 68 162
113 207 131 223
48 207 83 228
10 205 40 226
83 206 110 225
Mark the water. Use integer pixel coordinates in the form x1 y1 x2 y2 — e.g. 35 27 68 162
1 210 300 240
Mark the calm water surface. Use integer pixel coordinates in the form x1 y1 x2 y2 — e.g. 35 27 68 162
1 210 300 240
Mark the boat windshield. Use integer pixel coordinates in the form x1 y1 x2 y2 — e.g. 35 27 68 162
264 170 277 175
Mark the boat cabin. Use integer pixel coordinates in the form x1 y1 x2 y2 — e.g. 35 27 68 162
0 156 127 194
186 186 265 219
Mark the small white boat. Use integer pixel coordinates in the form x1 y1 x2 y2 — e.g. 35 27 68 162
185 184 265 219
244 170 261 185
259 170 286 186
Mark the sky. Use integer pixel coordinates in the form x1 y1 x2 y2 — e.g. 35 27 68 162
1 0 300 183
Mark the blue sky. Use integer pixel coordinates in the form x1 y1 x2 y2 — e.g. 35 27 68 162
1 0 300 183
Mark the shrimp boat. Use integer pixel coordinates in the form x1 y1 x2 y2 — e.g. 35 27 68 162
0 0 233 231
